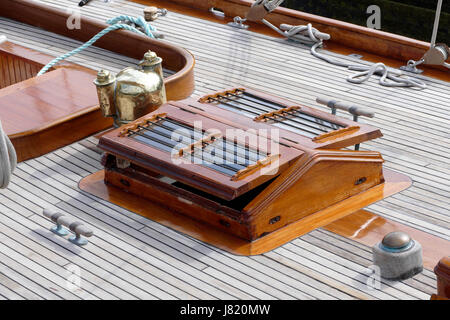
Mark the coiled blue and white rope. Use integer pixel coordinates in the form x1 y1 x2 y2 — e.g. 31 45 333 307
37 16 157 76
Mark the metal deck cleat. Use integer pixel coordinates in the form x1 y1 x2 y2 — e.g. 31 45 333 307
43 208 94 246
228 16 249 29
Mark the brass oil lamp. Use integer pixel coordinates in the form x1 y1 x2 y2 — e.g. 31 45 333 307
94 50 167 127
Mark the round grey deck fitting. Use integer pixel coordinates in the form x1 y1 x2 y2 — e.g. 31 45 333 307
373 231 423 280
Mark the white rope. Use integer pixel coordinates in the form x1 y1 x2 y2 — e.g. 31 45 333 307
283 23 428 89
0 119 16 189
0 35 16 189
232 4 427 88
347 64 427 89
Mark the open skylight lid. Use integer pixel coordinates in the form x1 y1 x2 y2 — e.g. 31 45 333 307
192 87 382 149
99 102 305 201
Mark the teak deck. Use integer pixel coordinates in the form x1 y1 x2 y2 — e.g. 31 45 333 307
0 0 448 300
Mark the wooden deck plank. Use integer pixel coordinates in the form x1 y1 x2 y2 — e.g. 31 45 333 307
140 224 348 300
0 0 447 300
11 164 253 300
0 260 54 300
291 239 429 300
26 217 161 300
0 248 83 300
0 232 106 300
0 17 174 76
0 204 144 299
0 273 35 300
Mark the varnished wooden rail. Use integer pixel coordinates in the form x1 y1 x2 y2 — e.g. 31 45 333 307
133 0 449 80
159 0 433 63
177 132 223 156
0 0 196 162
0 0 195 101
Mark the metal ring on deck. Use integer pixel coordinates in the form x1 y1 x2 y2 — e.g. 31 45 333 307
379 241 415 253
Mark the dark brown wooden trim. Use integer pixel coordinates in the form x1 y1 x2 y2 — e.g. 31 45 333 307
162 0 433 62
434 257 450 299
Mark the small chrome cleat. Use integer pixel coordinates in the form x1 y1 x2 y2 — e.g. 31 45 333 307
228 16 249 29
43 208 94 246
400 59 424 74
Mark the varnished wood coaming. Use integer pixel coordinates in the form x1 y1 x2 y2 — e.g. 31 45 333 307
99 102 304 201
79 167 414 255
244 149 384 239
98 95 393 242
102 148 385 241
0 0 195 161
